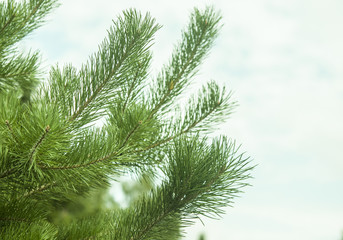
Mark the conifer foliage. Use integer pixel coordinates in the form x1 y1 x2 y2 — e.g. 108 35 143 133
0 0 253 239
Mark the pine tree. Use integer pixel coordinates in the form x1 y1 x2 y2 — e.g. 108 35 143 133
0 1 253 239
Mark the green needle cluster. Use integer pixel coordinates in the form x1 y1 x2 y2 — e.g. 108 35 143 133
0 1 253 239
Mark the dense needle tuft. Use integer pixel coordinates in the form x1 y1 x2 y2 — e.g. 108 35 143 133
0 1 253 239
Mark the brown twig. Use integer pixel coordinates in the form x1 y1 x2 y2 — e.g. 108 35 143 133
28 125 50 164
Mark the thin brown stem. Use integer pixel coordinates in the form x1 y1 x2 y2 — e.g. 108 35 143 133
122 67 141 113
120 122 141 148
0 12 16 36
69 30 139 122
5 120 12 131
21 181 56 199
130 208 172 240
5 120 18 142
136 101 221 153
69 80 105 121
0 0 44 44
0 168 16 179
0 217 28 223
148 25 207 120
40 119 143 170
40 151 118 170
28 125 50 164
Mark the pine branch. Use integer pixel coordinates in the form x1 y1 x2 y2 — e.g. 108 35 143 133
18 0 44 35
131 208 175 240
1 0 44 41
114 137 252 240
0 51 41 101
103 8 223 156
50 10 161 126
122 68 143 113
39 151 118 170
5 120 17 141
0 0 59 52
28 125 50 166
142 99 222 151
0 13 15 38
20 181 56 199
135 82 234 153
38 125 139 170
148 7 222 116
0 5 253 239
148 47 199 118
119 53 152 114
120 121 142 148
0 0 56 101
0 217 29 223
180 81 235 133
68 57 124 122
0 168 16 179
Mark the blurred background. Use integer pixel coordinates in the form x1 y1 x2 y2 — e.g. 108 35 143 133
22 0 343 239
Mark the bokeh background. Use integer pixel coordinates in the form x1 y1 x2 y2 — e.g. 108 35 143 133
22 0 343 239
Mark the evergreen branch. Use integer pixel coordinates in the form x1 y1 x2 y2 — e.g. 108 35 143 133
130 208 174 240
37 129 122 170
40 151 118 170
122 68 142 113
0 120 19 179
105 23 207 154
0 168 16 179
0 71 32 79
0 51 40 100
118 55 153 114
62 10 160 125
18 0 44 35
1 0 46 41
116 137 252 240
39 142 142 170
148 48 198 119
148 7 222 116
41 8 222 172
180 81 235 133
132 112 206 153
0 0 58 51
182 101 218 132
18 181 57 200
0 11 16 37
162 99 221 145
40 139 140 170
68 50 130 122
120 121 142 148
0 217 29 223
0 5 253 239
0 219 58 239
5 120 16 140
135 82 234 153
28 125 50 165
68 80 106 122
105 103 162 165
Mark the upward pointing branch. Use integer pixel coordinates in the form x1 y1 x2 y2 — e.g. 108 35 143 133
28 125 50 165
68 65 118 122
149 7 221 117
67 10 159 123
5 120 18 142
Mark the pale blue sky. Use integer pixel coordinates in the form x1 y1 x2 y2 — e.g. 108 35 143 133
22 0 343 239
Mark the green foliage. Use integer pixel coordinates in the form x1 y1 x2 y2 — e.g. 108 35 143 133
0 1 253 239
0 0 59 102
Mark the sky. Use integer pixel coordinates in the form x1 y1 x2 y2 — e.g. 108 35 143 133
22 0 343 239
